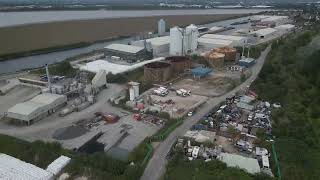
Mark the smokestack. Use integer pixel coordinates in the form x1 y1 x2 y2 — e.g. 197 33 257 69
45 64 51 91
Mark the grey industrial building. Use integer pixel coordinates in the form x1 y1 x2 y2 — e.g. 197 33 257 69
7 93 67 125
104 43 152 63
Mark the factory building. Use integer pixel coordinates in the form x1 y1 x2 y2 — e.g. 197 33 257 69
104 44 152 63
7 93 67 125
131 36 170 57
275 24 295 34
0 154 71 180
200 34 247 47
250 28 277 39
198 38 234 49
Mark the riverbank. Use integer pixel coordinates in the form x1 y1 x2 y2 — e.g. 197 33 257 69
0 14 245 57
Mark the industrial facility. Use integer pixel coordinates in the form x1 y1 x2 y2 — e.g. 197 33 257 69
7 93 67 125
131 36 170 57
166 56 191 76
144 61 172 82
0 153 71 180
104 43 152 63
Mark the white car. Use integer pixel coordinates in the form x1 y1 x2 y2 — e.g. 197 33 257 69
187 112 193 117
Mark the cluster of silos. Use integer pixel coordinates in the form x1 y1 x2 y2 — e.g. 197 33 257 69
212 47 237 62
166 56 191 76
169 24 199 56
144 62 172 82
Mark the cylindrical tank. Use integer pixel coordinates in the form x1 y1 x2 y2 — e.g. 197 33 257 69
129 87 135 101
170 26 183 56
185 24 199 54
144 62 172 82
158 19 166 36
166 56 191 76
133 84 139 98
213 47 237 62
206 52 225 68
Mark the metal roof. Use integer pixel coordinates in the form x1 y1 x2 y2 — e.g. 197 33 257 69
146 36 170 46
275 24 295 30
105 44 145 54
201 34 246 41
46 156 71 176
31 93 66 105
218 153 260 174
198 38 233 46
0 153 53 180
251 28 277 36
8 101 45 116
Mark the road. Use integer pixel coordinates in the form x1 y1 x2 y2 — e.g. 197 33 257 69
140 45 271 180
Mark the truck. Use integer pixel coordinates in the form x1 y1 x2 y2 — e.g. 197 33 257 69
192 146 200 159
176 88 191 97
153 86 169 96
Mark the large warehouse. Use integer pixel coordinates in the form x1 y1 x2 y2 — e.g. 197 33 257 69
198 38 233 49
104 43 152 62
7 93 67 125
250 28 277 39
131 36 170 57
200 34 247 46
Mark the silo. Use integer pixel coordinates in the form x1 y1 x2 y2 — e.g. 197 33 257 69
144 62 172 82
206 52 225 68
158 19 166 36
185 24 199 54
170 26 183 56
166 56 191 76
213 47 237 62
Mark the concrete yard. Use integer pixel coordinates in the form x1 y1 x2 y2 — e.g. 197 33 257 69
148 90 208 118
172 73 239 97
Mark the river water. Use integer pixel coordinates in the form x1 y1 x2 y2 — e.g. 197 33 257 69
0 9 269 74
0 9 271 28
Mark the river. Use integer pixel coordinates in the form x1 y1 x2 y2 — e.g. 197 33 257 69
0 9 271 28
0 9 268 74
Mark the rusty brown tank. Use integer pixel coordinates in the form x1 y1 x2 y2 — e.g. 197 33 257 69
144 62 172 82
212 47 237 62
166 56 191 76
205 52 225 68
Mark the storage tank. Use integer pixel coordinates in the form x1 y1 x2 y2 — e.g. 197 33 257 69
144 62 172 82
166 56 191 76
213 47 237 62
170 26 183 56
185 24 199 54
206 52 225 68
158 19 166 36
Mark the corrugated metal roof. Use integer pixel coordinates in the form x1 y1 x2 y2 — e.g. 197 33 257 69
198 38 233 46
251 28 277 36
8 101 45 116
201 34 246 41
218 153 260 174
46 156 71 175
0 154 53 180
105 44 145 54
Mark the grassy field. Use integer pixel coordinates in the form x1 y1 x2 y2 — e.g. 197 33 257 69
0 14 244 57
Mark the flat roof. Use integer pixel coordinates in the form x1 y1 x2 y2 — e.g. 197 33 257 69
31 93 66 105
105 44 145 54
198 37 233 46
251 28 277 36
201 34 246 41
218 153 260 174
80 57 165 74
146 36 170 46
275 24 295 29
239 58 255 63
0 153 53 180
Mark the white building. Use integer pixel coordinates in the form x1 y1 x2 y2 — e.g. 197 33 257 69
200 34 247 46
217 153 261 174
7 93 67 124
46 156 71 176
198 38 233 49
275 24 295 34
251 15 290 26
131 36 170 57
250 28 277 39
0 153 54 180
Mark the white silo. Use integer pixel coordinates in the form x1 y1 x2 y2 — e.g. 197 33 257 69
185 24 199 54
170 26 183 56
128 81 140 101
158 19 166 36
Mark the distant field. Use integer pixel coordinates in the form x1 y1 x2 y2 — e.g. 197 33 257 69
0 14 243 56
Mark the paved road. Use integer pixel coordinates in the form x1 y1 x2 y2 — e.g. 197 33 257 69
140 45 271 180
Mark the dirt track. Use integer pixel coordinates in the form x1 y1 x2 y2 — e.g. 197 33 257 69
0 14 244 55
